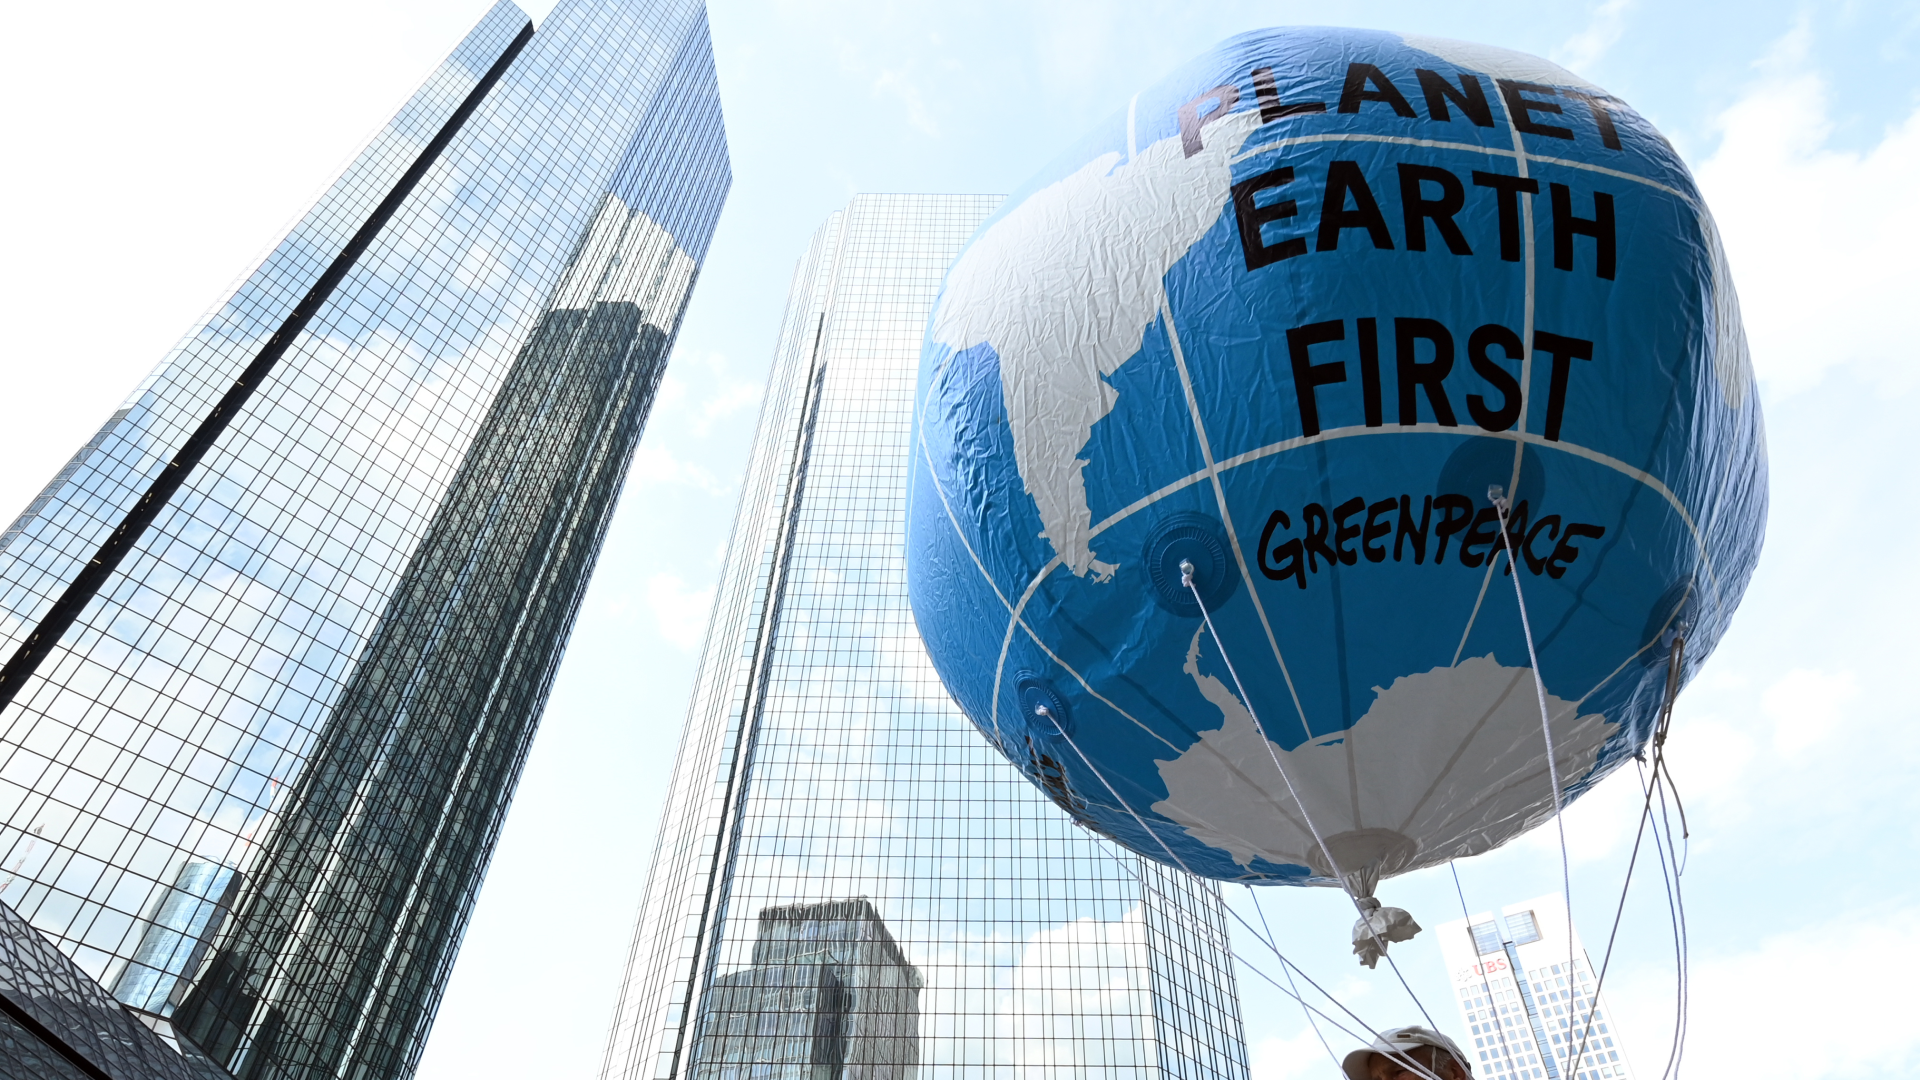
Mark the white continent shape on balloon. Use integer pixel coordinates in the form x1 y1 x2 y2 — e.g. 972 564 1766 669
1152 632 1618 876
929 109 1263 581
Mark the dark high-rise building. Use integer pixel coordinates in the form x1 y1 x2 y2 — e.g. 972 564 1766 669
0 1 729 1077
693 899 921 1080
598 196 1249 1080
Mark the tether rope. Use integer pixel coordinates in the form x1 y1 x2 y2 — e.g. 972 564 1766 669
1249 883 1342 1073
1179 561 1438 1030
1565 636 1685 1080
1649 762 1690 1080
1040 708 1448 1080
1449 862 1526 1079
1490 489 1580 1023
1027 512 1693 1080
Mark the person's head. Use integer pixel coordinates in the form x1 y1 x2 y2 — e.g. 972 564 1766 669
1341 1026 1472 1080
1361 1043 1468 1080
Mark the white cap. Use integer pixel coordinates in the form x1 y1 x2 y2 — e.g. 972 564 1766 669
1340 1025 1472 1080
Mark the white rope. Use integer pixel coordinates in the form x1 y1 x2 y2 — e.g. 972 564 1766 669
1567 635 1683 1080
1038 707 1447 1080
1217 884 1450 1080
1648 636 1693 1080
1649 762 1691 1080
1449 862 1526 1079
1249 883 1342 1073
1178 560 1438 1029
1489 489 1578 1030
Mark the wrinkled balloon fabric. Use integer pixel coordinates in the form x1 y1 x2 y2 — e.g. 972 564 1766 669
908 28 1766 888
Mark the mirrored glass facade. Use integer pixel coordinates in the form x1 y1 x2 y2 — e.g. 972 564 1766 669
599 196 1249 1080
0 1 729 1076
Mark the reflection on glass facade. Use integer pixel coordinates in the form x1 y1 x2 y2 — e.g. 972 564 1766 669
0 896 231 1080
695 899 921 1080
111 860 238 1014
599 196 1250 1080
0 1 729 1077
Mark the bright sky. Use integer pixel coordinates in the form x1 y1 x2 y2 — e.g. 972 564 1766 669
2 1 1917 1078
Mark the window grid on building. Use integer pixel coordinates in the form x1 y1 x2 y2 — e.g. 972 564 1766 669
0 2 731 1077
598 195 1251 1080
1440 897 1634 1080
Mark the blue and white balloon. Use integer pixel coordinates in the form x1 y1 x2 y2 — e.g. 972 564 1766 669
907 28 1766 890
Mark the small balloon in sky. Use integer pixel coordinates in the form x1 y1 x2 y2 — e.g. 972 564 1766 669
906 26 1766 943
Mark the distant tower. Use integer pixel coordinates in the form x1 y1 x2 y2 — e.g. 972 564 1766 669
597 195 1251 1080
1435 895 1636 1080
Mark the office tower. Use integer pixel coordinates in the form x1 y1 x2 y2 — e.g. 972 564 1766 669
0 0 729 1076
693 899 920 1080
1436 895 1635 1080
598 196 1249 1080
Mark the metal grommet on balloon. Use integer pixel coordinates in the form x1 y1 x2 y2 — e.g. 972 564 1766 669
1639 577 1700 668
1014 671 1071 739
1143 512 1238 617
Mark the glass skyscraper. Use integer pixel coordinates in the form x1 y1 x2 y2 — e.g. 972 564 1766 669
599 196 1249 1080
0 1 728 1077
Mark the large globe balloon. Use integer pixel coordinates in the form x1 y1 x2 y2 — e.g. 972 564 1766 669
907 28 1765 892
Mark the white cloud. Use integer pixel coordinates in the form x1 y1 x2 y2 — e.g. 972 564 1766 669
1694 41 1920 397
1610 904 1920 1079
1760 668 1859 754
994 909 1154 1073
693 380 763 437
1251 1027 1345 1080
627 442 728 493
646 573 715 650
652 368 692 413
1659 716 1755 811
1519 763 1650 866
1553 0 1635 76
655 350 764 438
873 69 938 135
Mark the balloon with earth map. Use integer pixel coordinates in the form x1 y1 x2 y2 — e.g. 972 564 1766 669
905 26 1767 910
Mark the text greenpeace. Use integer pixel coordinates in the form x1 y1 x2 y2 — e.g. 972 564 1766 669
1256 494 1606 590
